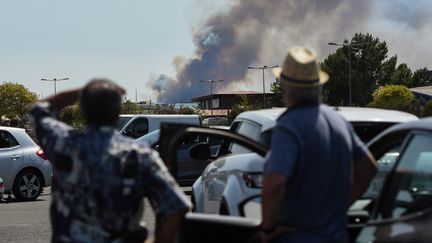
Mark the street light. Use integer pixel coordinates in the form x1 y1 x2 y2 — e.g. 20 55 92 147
200 79 224 116
247 65 279 108
328 41 369 106
41 77 69 95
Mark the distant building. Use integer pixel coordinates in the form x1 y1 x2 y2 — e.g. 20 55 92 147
192 91 276 117
410 86 432 101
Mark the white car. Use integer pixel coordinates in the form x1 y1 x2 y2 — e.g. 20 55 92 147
191 107 419 215
0 126 52 201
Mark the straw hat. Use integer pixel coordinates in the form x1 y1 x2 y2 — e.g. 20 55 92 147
273 46 328 88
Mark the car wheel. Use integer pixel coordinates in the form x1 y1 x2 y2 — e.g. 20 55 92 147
12 169 43 201
219 198 230 215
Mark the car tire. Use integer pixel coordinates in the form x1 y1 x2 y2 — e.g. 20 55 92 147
219 198 230 215
12 169 43 201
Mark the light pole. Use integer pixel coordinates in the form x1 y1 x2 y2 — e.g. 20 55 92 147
328 41 369 106
247 65 279 108
41 77 69 95
200 79 224 116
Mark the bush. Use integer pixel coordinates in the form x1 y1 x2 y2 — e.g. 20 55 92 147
368 85 414 112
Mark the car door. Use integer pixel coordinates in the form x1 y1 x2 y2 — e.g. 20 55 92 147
0 130 23 188
159 123 265 243
356 131 432 242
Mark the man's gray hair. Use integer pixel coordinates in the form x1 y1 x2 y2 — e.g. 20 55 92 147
282 82 322 104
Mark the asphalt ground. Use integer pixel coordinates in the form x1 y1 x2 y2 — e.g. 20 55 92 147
0 187 190 243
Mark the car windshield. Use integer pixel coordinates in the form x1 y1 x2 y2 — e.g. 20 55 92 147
137 129 160 145
116 117 132 130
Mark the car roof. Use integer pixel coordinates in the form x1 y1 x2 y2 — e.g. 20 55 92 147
334 107 418 123
0 126 37 147
233 108 286 131
233 106 418 132
119 114 199 118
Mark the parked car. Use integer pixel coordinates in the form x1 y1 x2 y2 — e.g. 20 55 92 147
0 126 52 201
137 126 228 186
0 176 4 200
160 118 432 242
192 107 418 216
202 117 229 126
117 114 201 139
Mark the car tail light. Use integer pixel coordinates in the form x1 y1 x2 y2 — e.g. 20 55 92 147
0 183 4 191
36 148 48 160
242 172 264 188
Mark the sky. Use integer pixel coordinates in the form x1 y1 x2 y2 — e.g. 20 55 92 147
1 0 431 103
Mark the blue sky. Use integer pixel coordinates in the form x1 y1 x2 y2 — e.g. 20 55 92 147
0 1 211 101
1 0 431 103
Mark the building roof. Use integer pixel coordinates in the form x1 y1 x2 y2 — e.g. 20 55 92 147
192 91 274 102
410 86 432 97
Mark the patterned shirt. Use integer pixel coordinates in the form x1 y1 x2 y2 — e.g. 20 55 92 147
28 102 190 243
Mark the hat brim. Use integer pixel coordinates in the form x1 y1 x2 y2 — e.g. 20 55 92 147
273 67 329 88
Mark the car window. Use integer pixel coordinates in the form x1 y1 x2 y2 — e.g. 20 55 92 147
231 120 261 154
117 116 132 130
259 129 273 148
362 147 399 198
124 118 149 138
376 133 432 220
0 130 19 148
351 122 397 143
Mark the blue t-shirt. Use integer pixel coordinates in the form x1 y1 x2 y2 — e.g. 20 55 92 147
264 104 367 242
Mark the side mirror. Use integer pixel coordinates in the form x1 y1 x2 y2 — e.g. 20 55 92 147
189 142 211 160
239 195 261 220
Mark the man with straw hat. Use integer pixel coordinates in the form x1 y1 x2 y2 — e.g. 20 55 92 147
260 47 377 243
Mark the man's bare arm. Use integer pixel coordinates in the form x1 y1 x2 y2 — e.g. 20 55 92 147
261 172 287 232
350 151 377 205
41 89 81 111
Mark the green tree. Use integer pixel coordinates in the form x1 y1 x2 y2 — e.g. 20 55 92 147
122 99 143 114
228 95 258 123
0 82 37 121
411 68 432 87
368 85 414 112
59 103 84 129
322 33 395 106
389 63 412 86
269 78 283 107
422 100 432 117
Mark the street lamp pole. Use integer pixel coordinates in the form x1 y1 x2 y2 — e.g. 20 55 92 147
247 65 279 109
41 77 69 95
328 41 368 106
200 79 224 116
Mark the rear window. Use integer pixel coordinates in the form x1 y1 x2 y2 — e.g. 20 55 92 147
351 122 397 143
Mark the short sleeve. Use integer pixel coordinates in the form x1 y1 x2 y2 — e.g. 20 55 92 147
141 150 191 222
264 122 299 177
28 102 74 160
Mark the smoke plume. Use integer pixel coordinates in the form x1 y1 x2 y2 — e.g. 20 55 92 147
148 0 432 103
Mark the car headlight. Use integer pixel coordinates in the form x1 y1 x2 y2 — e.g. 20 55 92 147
242 172 263 188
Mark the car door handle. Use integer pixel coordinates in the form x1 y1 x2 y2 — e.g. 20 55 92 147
10 154 21 160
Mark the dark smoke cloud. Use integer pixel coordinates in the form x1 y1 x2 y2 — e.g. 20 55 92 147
148 0 431 103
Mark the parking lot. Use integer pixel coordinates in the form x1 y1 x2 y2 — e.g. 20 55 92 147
0 187 161 243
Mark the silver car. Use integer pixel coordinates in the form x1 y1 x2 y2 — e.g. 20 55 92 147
0 126 52 201
191 107 419 216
